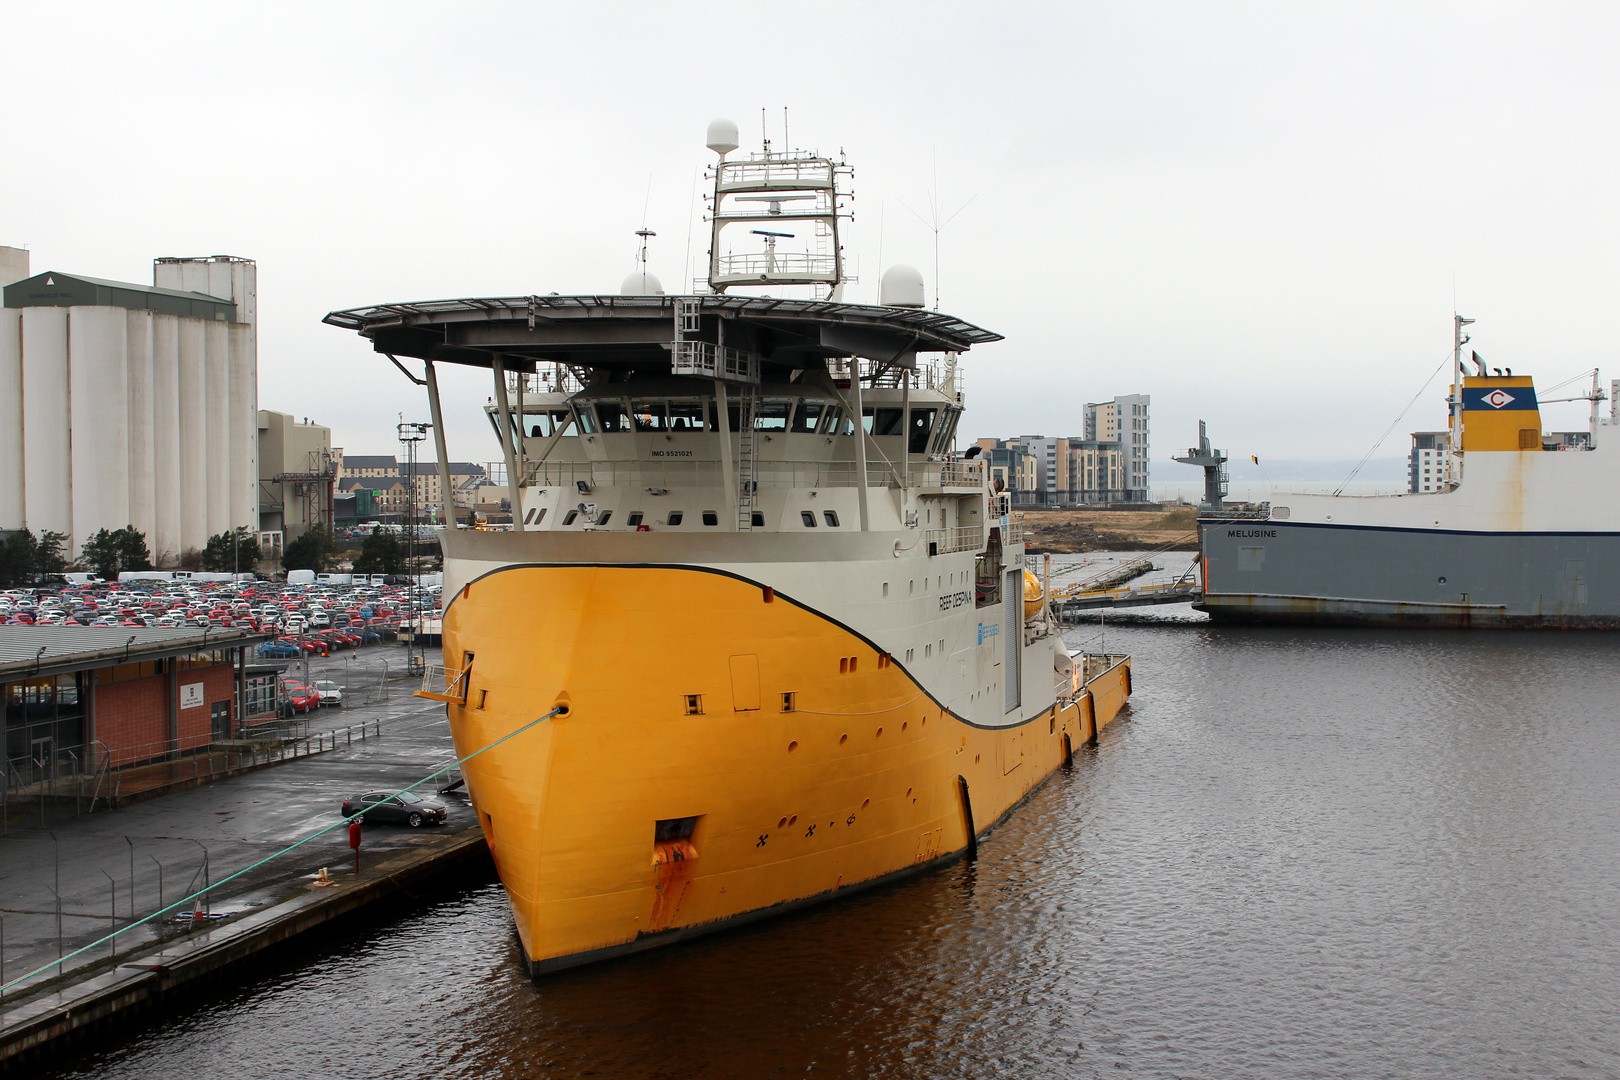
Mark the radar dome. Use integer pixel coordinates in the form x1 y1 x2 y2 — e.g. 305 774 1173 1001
620 270 664 296
706 118 740 157
880 264 926 308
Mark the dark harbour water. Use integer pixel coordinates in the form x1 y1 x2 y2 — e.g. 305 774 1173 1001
35 620 1620 1079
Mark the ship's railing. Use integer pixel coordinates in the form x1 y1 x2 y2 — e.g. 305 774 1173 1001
521 458 984 492
827 356 960 397
997 514 1028 545
713 253 837 280
506 364 587 398
716 157 836 189
671 340 761 384
924 525 985 555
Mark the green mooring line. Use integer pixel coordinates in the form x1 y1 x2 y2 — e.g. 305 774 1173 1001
0 706 561 998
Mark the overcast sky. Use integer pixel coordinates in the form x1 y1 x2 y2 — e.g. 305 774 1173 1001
5 2 1617 483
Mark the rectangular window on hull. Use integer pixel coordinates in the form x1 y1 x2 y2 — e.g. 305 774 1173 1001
702 512 719 526
801 511 818 527
667 511 683 526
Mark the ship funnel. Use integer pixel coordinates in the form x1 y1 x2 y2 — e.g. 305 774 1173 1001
880 264 925 308
706 118 740 158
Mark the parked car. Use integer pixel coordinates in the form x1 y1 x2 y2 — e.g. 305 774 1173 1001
257 641 301 658
284 684 320 713
313 680 343 707
340 790 447 827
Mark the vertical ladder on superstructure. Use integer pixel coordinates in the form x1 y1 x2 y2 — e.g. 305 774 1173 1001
735 387 759 529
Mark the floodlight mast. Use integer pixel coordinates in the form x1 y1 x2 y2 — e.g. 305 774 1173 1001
397 420 430 674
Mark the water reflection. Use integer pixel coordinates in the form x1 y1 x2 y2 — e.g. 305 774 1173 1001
38 622 1620 1079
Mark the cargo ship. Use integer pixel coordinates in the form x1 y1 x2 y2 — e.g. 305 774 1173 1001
1189 318 1619 627
324 121 1131 974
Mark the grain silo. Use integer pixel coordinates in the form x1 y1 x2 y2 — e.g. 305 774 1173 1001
0 250 259 564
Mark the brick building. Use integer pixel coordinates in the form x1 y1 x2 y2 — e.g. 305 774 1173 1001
1 626 268 780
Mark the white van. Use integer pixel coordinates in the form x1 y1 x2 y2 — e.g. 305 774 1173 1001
286 569 317 586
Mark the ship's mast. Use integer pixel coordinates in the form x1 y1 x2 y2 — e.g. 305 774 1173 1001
1450 314 1474 484
703 118 854 300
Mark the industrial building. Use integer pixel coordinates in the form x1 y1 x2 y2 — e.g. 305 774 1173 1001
258 410 334 545
0 249 259 563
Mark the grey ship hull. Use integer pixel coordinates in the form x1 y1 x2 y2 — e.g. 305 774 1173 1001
1197 519 1620 628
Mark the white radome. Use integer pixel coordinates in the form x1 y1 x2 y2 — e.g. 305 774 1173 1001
706 118 740 157
620 271 664 295
880 264 926 308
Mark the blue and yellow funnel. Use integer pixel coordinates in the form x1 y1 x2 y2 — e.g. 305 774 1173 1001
1459 375 1541 452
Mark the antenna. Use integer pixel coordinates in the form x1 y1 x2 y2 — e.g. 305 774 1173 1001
783 106 789 151
761 107 769 157
897 153 977 311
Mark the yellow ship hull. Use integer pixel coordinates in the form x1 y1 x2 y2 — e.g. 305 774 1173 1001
438 563 1130 974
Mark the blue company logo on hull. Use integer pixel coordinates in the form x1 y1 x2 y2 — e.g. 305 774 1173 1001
1463 386 1538 411
977 622 1000 645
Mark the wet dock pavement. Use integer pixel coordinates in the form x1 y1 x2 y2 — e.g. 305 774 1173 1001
0 648 469 1003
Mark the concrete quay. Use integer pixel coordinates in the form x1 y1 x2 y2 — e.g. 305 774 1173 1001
0 663 484 1071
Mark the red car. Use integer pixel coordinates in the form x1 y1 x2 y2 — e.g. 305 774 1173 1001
285 684 320 713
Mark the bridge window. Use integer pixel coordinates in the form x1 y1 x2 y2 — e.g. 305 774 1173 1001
862 408 904 436
596 402 632 433
754 401 792 431
801 511 818 527
908 408 938 454
669 400 706 432
519 410 577 438
791 401 827 434
819 406 848 435
573 405 599 434
632 401 667 432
